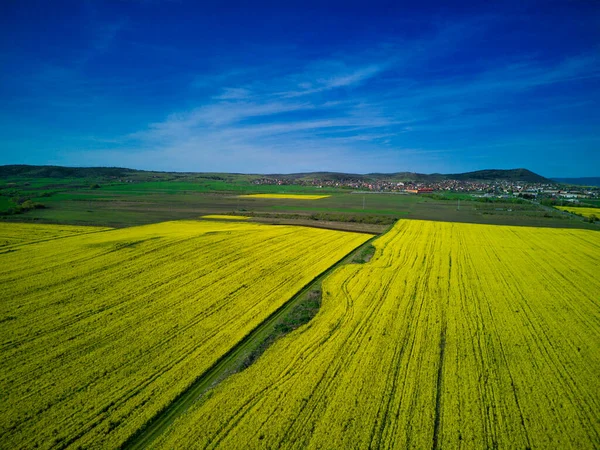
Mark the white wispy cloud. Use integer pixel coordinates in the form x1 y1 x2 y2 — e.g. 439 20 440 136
213 87 254 100
277 62 390 97
70 20 600 173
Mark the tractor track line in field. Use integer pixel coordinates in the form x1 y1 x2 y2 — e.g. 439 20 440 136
432 322 447 450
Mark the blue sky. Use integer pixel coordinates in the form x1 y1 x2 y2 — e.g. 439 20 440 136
1 1 599 176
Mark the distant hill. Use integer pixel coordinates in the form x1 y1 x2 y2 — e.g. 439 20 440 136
444 169 550 183
0 165 136 179
0 165 552 184
552 177 600 187
367 172 446 182
266 172 362 182
271 168 551 183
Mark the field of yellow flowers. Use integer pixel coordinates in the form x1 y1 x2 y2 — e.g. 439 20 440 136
0 220 370 448
156 220 600 449
238 193 330 200
556 206 600 220
0 222 110 247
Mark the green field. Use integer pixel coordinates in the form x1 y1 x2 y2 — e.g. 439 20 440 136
2 168 599 232
2 177 597 231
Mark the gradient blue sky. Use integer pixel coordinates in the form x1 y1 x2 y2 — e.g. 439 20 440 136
1 1 599 176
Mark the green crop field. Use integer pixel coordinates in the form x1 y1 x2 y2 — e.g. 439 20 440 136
3 187 594 231
2 171 597 231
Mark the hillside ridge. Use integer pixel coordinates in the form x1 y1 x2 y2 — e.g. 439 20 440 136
0 165 553 183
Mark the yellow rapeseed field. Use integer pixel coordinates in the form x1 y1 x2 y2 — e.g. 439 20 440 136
556 206 600 219
200 214 249 220
0 222 110 247
238 194 330 200
156 220 600 449
0 220 371 448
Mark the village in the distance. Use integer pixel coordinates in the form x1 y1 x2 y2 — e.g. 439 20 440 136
253 176 600 202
